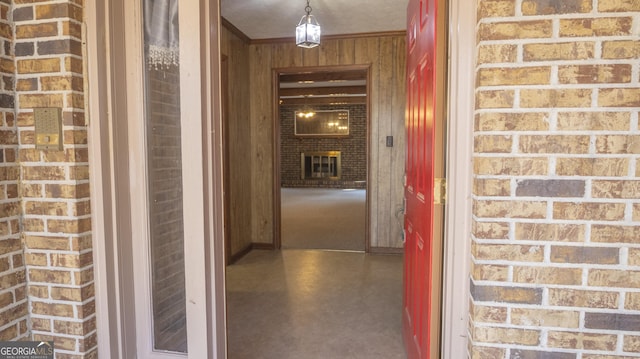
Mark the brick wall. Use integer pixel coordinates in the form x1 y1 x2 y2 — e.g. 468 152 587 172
471 0 640 357
280 104 367 188
0 0 27 343
146 65 187 352
12 1 96 357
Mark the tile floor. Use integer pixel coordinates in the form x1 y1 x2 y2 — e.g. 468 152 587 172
226 249 406 358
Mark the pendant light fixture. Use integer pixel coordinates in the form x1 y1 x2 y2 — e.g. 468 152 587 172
296 0 321 48
297 95 316 118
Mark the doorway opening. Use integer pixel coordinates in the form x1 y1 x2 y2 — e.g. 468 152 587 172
274 66 371 252
86 0 474 357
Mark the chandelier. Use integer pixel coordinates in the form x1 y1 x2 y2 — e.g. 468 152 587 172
296 0 321 48
297 96 316 118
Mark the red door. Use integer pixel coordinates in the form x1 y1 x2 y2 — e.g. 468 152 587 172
403 0 439 357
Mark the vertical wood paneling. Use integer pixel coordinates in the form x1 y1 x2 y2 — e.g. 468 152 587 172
338 38 356 64
250 44 275 243
318 41 339 65
221 26 254 254
302 45 320 67
391 36 407 248
376 36 395 248
272 43 304 68
221 27 229 59
249 34 406 249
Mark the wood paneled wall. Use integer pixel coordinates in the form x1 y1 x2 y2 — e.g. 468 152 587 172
248 34 407 249
221 25 253 259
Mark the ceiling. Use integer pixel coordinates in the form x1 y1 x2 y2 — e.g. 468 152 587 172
220 0 408 40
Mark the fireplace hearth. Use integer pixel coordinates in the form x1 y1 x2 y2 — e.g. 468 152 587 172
301 151 341 180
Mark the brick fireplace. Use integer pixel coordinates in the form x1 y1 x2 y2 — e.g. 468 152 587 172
280 104 366 188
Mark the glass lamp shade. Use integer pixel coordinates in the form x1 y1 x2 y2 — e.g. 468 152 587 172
296 15 321 48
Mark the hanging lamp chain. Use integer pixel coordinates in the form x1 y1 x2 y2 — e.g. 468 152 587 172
305 0 312 15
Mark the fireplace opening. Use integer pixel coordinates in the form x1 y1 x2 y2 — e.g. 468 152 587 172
301 151 341 180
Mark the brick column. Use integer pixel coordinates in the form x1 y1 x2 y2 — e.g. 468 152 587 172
0 0 27 343
471 0 640 357
14 1 96 357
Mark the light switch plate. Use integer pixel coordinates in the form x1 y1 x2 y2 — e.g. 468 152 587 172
34 107 63 150
386 135 394 147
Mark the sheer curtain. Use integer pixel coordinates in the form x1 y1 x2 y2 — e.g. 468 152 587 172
144 0 179 68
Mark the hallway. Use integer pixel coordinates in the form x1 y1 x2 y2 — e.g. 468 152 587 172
226 250 405 358
281 188 366 251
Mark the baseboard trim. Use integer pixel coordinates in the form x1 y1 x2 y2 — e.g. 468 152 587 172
228 244 253 265
228 242 277 265
369 247 403 255
252 243 276 250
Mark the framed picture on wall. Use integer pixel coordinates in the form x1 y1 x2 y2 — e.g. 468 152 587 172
294 110 349 136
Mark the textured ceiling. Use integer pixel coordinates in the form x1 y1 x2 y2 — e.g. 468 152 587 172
221 0 408 40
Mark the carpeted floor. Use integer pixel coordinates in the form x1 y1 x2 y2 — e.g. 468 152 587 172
281 188 366 251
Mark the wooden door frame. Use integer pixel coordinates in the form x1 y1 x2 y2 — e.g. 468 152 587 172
440 0 475 357
272 65 372 252
86 0 226 357
221 55 231 265
85 0 134 356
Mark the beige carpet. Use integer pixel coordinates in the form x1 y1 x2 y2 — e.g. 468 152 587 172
281 188 366 251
